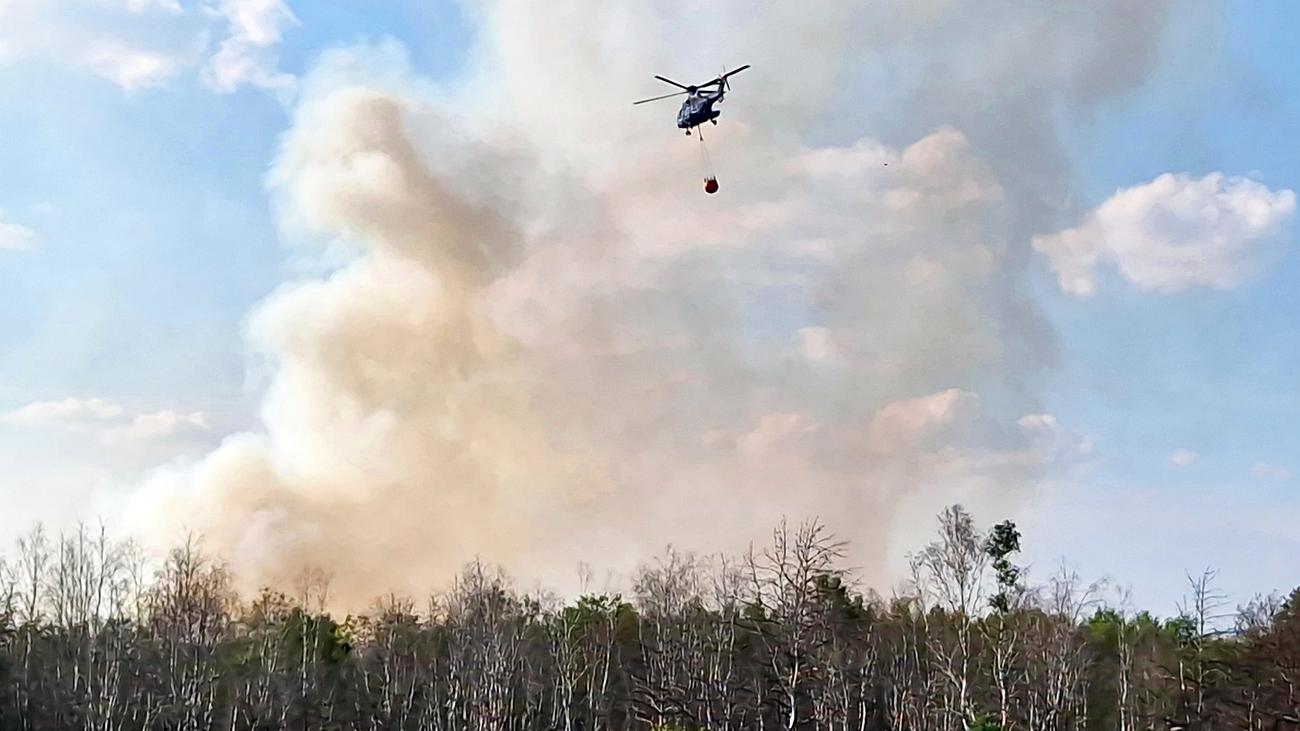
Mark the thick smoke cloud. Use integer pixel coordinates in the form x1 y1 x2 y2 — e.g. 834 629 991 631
133 1 1175 604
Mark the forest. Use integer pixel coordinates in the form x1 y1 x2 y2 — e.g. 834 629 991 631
0 506 1296 730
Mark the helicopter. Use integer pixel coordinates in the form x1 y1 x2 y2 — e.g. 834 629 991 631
633 65 750 136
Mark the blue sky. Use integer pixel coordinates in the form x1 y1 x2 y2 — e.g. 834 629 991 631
1024 1 1300 609
0 1 1296 614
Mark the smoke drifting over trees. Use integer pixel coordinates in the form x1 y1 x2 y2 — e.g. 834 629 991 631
3 508 1297 730
125 0 1183 603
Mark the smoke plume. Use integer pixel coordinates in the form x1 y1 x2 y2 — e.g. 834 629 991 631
133 1 1176 604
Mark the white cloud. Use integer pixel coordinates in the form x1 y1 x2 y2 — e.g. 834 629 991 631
1034 173 1295 297
1170 448 1198 467
1252 462 1291 482
81 41 183 91
0 213 35 251
123 0 182 12
794 326 845 367
202 0 297 93
1017 412 1096 468
0 0 196 91
2 398 125 429
3 398 207 446
867 389 978 453
101 410 209 445
0 1 37 60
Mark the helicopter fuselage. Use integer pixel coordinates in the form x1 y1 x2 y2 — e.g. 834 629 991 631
634 65 747 135
677 90 724 130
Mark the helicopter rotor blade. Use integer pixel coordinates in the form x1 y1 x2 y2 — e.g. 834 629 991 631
653 75 691 91
700 65 747 89
714 64 749 89
633 90 687 105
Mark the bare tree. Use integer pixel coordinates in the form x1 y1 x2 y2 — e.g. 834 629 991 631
1022 566 1102 731
630 546 706 729
911 505 989 730
1172 568 1231 726
144 534 235 729
745 518 847 731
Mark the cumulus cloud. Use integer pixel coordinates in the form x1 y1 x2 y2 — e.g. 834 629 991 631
202 0 297 92
0 0 198 91
1171 448 1198 467
1034 173 1296 297
794 327 845 367
1017 413 1096 465
0 213 36 251
130 1 1178 604
81 41 183 91
101 410 209 445
2 398 125 430
2 398 207 446
122 0 182 12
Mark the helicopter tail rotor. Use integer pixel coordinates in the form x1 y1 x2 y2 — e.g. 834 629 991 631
711 63 749 92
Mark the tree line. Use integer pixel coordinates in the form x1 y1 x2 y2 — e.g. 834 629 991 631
0 505 1296 730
